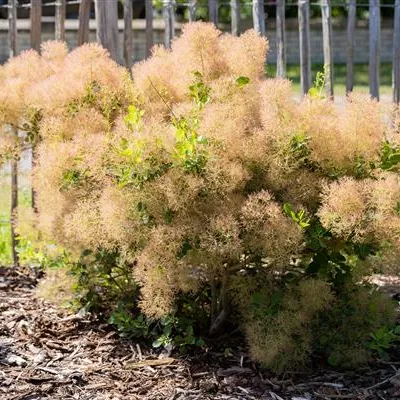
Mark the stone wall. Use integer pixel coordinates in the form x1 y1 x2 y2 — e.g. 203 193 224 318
0 18 395 65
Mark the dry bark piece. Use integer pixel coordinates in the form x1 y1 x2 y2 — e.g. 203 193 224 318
124 357 176 369
5 354 27 366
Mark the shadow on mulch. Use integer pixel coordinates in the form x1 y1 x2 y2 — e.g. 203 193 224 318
1 266 400 400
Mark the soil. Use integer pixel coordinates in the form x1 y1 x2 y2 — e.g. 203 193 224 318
1 267 400 400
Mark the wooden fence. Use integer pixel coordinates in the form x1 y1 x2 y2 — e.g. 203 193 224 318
1 0 400 102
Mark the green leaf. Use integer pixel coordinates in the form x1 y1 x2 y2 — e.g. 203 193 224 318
152 338 164 348
189 73 210 109
308 87 319 98
124 104 144 130
192 70 203 79
236 76 250 88
283 203 293 217
380 141 400 171
196 135 208 145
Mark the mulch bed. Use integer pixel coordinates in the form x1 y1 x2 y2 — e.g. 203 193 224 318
1 267 400 400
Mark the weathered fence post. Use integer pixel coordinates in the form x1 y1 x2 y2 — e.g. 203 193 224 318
321 0 334 98
77 0 91 46
346 0 356 94
252 0 265 36
369 0 380 100
230 0 240 36
55 0 66 41
30 0 42 52
95 0 121 63
146 0 154 56
393 0 400 103
189 0 197 22
124 0 133 68
209 0 218 25
30 0 41 211
298 0 311 95
163 0 175 49
8 0 17 58
276 0 286 77
10 136 19 267
8 0 19 267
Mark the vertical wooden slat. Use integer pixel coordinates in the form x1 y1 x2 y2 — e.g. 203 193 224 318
124 0 133 68
321 0 334 98
209 0 218 25
95 0 121 62
10 133 19 267
145 0 154 57
189 0 197 22
298 0 311 94
30 0 41 212
31 145 38 213
30 0 42 52
276 0 286 78
252 0 265 36
10 153 19 266
163 0 175 49
369 0 380 100
393 0 400 103
346 0 356 94
55 0 66 41
231 0 240 36
8 0 19 267
8 0 17 58
77 0 91 46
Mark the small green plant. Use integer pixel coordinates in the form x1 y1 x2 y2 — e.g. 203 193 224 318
283 203 310 229
172 71 211 174
289 133 310 160
66 82 99 117
61 168 87 191
71 249 138 313
189 71 211 109
108 304 150 338
17 237 70 269
112 136 171 189
152 314 205 352
308 66 328 98
380 141 400 172
0 223 12 265
368 325 400 359
172 117 208 174
108 304 206 352
124 104 144 131
236 76 250 88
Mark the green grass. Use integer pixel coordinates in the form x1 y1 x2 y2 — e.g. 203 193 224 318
266 63 393 96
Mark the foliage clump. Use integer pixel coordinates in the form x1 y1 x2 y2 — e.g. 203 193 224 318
1 22 400 371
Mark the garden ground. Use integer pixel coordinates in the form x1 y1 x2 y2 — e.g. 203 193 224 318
1 266 400 400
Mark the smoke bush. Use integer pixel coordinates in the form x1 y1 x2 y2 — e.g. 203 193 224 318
1 22 400 370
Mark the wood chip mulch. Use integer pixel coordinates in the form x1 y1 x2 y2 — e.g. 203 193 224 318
1 266 400 400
